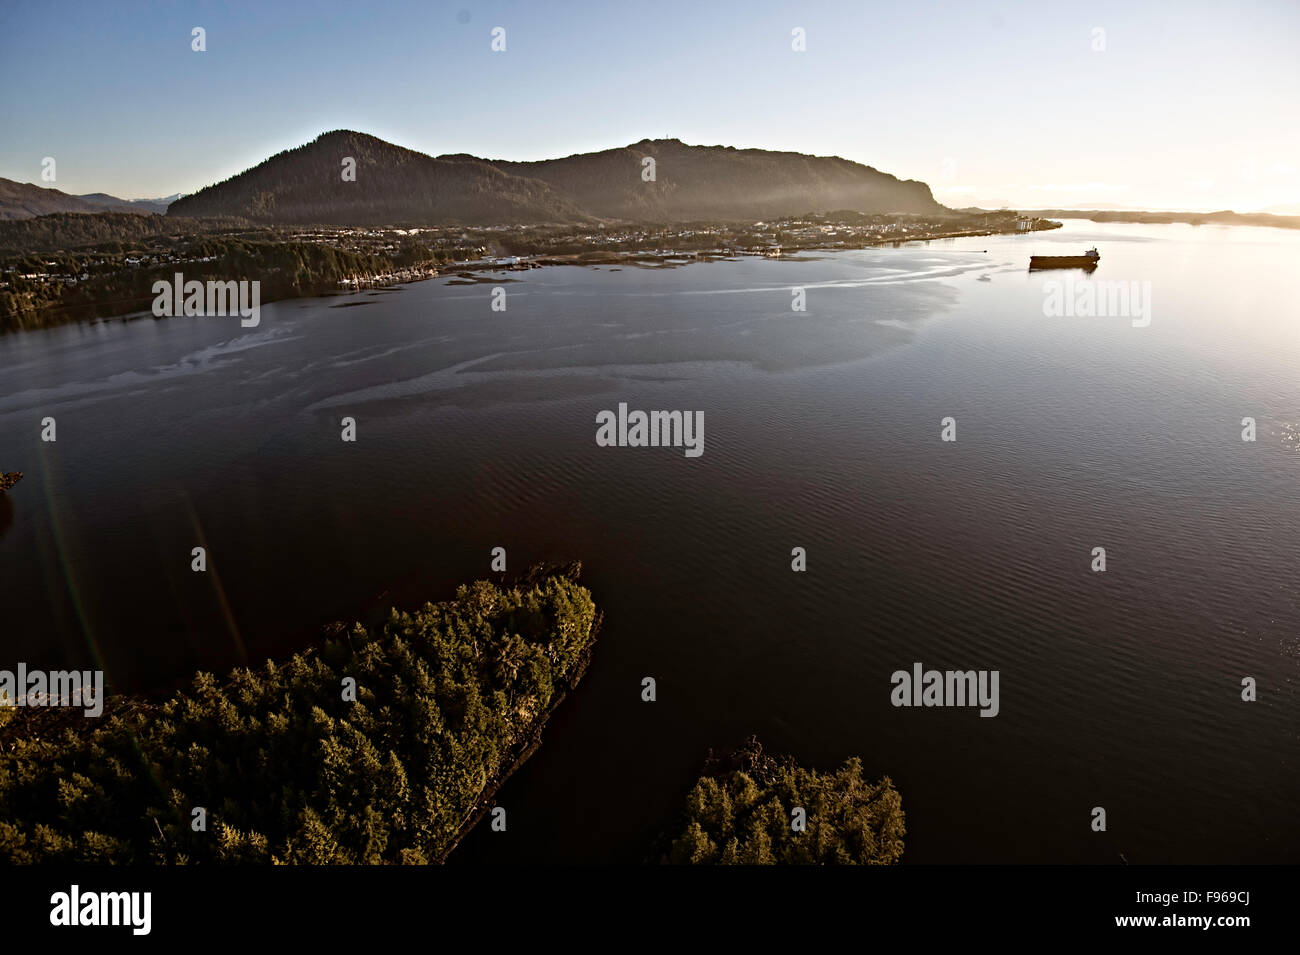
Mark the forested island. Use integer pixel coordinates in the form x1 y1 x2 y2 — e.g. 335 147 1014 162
0 565 600 863
657 736 905 865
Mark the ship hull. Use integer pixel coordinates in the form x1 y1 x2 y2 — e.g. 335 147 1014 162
1029 255 1099 270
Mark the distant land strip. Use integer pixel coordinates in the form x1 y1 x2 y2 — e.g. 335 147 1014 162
1005 208 1300 229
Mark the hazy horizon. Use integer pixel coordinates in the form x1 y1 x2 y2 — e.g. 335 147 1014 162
2 0 1297 214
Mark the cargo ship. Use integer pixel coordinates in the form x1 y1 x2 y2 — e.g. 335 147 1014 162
1028 247 1100 270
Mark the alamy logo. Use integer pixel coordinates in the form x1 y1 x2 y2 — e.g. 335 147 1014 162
1042 277 1151 327
0 664 104 717
595 402 704 458
151 273 260 327
890 662 1000 717
50 885 151 935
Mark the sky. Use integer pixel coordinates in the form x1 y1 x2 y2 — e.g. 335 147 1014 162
1 0 1297 212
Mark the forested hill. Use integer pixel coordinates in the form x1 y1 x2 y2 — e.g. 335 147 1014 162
165 130 947 226
168 130 592 227
490 138 945 220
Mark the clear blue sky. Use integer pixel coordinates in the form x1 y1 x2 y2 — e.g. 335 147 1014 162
2 0 1297 211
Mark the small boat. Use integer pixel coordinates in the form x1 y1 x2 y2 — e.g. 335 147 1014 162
1029 247 1100 271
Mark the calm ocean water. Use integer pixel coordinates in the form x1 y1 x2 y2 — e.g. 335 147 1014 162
1 220 1297 863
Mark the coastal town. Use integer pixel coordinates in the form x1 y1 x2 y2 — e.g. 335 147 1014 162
0 209 1060 330
336 208 1058 278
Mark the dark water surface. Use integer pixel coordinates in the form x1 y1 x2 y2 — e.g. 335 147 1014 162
2 221 1297 863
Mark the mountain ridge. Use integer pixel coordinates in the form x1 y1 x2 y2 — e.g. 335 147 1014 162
167 130 947 226
167 130 593 226
5 131 949 227
488 137 942 220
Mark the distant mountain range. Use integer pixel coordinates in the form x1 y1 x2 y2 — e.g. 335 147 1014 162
0 179 176 220
162 130 945 226
79 193 181 215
